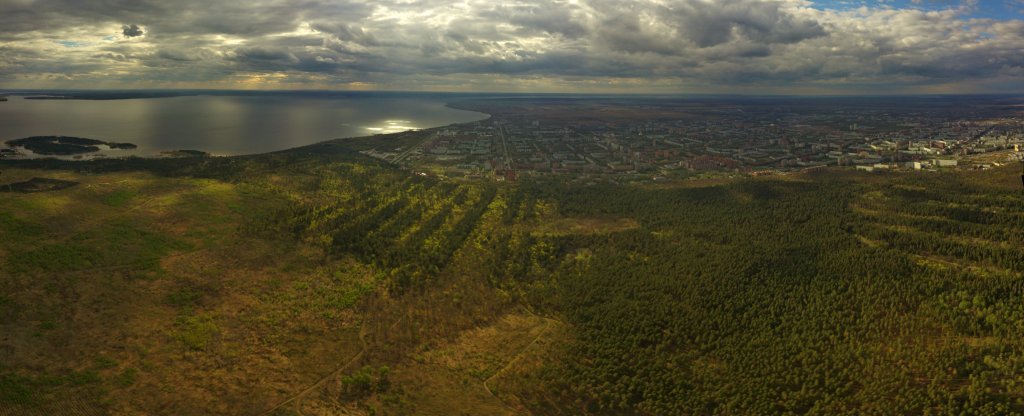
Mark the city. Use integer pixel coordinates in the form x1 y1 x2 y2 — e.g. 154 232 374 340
362 97 1024 182
5 0 1024 413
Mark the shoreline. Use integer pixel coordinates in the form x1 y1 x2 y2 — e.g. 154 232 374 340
0 96 490 161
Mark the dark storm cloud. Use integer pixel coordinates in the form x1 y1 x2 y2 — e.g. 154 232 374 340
231 47 299 64
0 0 1021 92
476 2 588 39
122 24 143 38
597 11 681 55
669 0 825 47
591 0 823 55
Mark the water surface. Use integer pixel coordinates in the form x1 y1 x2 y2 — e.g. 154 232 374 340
0 94 486 157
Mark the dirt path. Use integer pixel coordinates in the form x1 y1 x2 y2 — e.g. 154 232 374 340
258 314 406 416
258 309 558 416
257 322 369 416
481 314 559 416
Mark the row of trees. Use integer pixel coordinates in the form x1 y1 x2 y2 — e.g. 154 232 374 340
267 161 1024 414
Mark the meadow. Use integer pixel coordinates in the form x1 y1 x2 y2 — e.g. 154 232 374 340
3 141 1024 415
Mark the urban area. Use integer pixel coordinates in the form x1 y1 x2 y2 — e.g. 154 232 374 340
362 98 1024 182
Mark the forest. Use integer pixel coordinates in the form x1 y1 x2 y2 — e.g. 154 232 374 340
2 139 1024 415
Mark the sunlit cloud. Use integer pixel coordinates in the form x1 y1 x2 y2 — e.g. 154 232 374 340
0 0 1021 93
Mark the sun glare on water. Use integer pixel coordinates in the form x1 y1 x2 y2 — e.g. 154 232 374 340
365 120 419 134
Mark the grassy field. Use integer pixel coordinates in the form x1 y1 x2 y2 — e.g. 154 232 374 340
0 167 371 415
5 151 1024 415
0 159 581 415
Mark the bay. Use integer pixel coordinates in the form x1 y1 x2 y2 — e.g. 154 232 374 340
0 93 487 157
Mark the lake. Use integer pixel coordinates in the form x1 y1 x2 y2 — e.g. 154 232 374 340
0 93 488 157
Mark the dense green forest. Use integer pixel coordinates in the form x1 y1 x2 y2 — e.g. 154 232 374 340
292 165 1024 415
3 143 1024 415
536 173 1024 415
239 155 1024 415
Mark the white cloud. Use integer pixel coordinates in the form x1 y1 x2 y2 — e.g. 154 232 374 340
0 0 1020 93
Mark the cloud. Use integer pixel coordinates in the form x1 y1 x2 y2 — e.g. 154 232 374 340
122 24 143 38
231 46 299 65
0 0 1020 93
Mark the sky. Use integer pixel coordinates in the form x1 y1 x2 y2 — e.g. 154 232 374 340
0 0 1022 94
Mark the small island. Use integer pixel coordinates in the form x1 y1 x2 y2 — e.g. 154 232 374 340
5 136 137 155
160 149 209 157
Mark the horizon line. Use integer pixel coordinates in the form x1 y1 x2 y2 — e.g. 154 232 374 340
2 88 1023 98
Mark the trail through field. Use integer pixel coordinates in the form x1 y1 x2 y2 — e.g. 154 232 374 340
481 313 560 416
258 321 369 416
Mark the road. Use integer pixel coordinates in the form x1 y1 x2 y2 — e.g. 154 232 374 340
497 123 512 170
391 133 435 165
